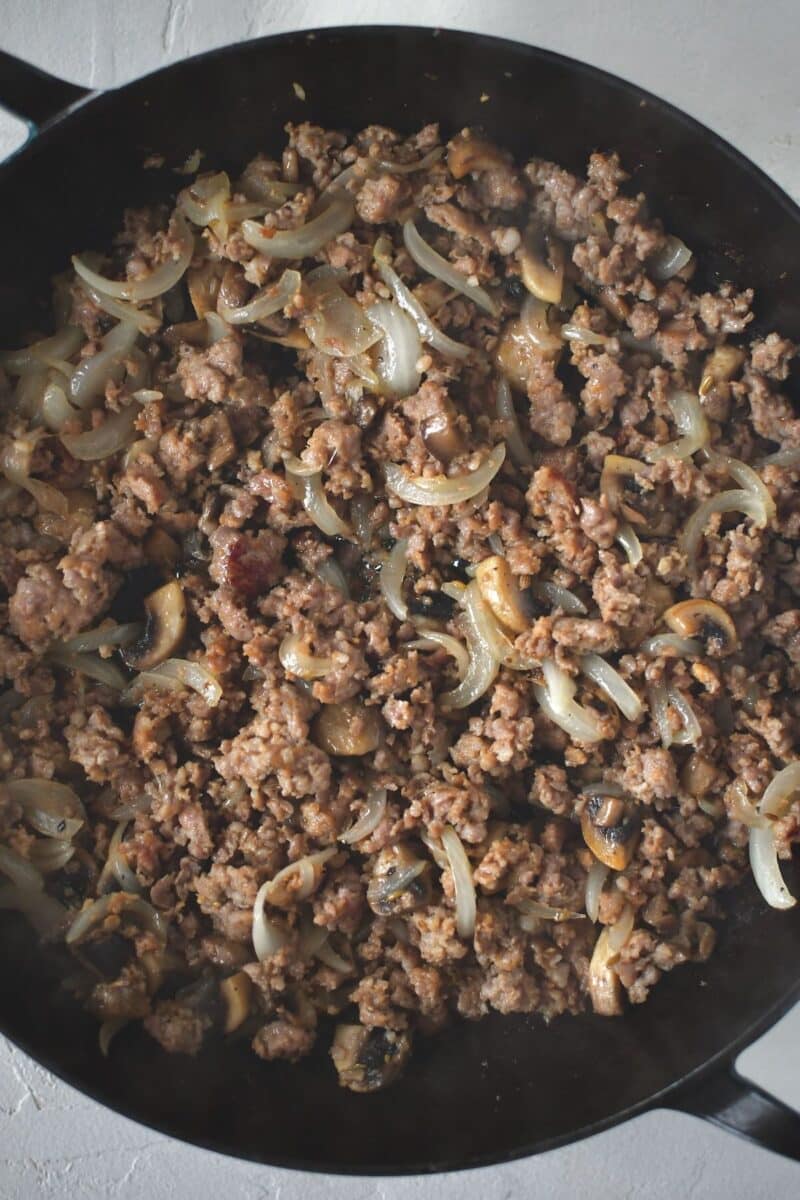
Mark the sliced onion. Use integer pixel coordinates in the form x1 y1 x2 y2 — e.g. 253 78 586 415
82 284 161 335
315 938 353 973
440 825 476 939
408 631 470 682
28 838 75 874
303 267 382 358
63 622 141 653
440 582 500 710
218 268 301 324
640 632 702 657
649 682 701 747
99 1018 128 1057
252 888 286 960
242 190 354 258
385 443 505 507
649 235 693 281
580 653 643 721
5 779 85 841
368 299 422 397
177 171 231 225
607 901 635 953
706 452 776 524
68 321 140 409
62 400 141 463
521 293 562 352
278 633 335 679
403 218 498 316
534 661 604 744
285 461 352 538
614 522 643 566
496 374 534 467
340 788 388 845
748 762 800 911
560 323 610 347
647 390 708 462
529 580 588 615
758 446 800 468
48 646 128 690
134 659 222 708
379 538 410 620
0 844 44 891
14 368 49 419
376 146 444 174
0 439 69 516
97 820 139 895
517 898 585 929
0 327 83 376
72 214 194 302
314 557 350 597
374 250 470 361
0 883 68 936
42 381 77 432
680 489 767 564
585 858 610 923
728 781 768 830
66 892 166 945
262 847 337 908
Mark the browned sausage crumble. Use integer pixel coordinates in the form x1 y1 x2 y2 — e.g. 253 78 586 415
0 122 798 1091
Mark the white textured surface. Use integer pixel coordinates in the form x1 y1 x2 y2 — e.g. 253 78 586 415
0 1 798 1196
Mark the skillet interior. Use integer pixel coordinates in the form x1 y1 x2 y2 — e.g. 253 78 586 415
0 25 798 1173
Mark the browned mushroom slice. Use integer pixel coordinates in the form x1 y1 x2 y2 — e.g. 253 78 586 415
122 580 187 671
447 132 509 179
314 699 382 757
519 223 565 305
580 794 640 871
420 407 466 464
144 527 180 576
475 555 529 635
366 844 431 916
330 1024 413 1092
699 344 746 395
663 599 738 657
162 319 211 349
588 927 624 1016
187 260 223 318
599 454 649 527
220 971 253 1034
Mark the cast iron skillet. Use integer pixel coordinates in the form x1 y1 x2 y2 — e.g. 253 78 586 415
0 24 798 1176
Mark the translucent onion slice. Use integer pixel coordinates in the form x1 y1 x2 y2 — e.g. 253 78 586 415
534 661 604 744
0 327 83 376
379 538 410 620
440 825 476 939
517 898 586 929
650 235 693 281
72 214 194 302
242 190 354 258
48 646 128 690
83 284 161 335
368 299 422 397
521 293 563 352
141 659 222 707
585 858 610 923
467 579 516 664
529 580 588 615
385 444 505 507
262 847 337 907
28 838 75 875
640 632 702 657
63 402 141 465
402 219 498 316
99 1018 128 1058
69 321 141 409
285 461 353 538
315 938 353 973
252 892 287 960
177 171 231 225
560 323 610 347
0 844 45 891
440 583 500 710
0 440 69 516
408 631 470 682
376 146 444 174
680 489 767 564
41 381 77 432
0 882 68 936
496 374 534 468
749 762 800 911
66 893 166 946
374 251 470 361
649 682 701 747
614 522 643 566
97 820 138 895
278 633 335 679
728 780 768 830
218 268 301 324
3 779 85 841
647 390 708 462
707 452 776 524
340 788 388 844
63 622 141 653
315 557 350 597
580 653 643 721
303 267 382 358
758 446 800 468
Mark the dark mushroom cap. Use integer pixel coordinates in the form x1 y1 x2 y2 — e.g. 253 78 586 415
122 579 187 671
581 794 640 871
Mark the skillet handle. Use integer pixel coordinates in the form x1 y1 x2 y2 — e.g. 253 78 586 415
669 1067 800 1161
0 50 90 130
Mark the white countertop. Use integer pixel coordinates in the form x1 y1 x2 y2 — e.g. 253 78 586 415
0 1 798 1195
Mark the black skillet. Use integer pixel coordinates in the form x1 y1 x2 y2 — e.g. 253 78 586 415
0 24 798 1176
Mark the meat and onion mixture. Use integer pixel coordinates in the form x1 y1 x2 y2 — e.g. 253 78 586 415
0 121 799 1090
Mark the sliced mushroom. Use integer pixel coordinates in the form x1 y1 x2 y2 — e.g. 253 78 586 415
589 927 624 1016
220 970 253 1033
144 527 180 576
663 599 737 657
330 1024 413 1092
366 844 431 916
699 344 745 395
122 580 187 671
447 132 508 179
314 699 383 757
187 260 223 318
681 752 718 798
519 223 565 305
580 793 640 870
475 555 529 634
162 319 212 349
494 318 540 392
420 408 466 464
599 454 649 527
